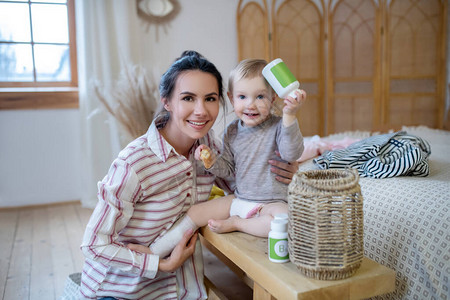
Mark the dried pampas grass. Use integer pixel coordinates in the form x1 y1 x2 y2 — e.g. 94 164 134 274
95 64 158 141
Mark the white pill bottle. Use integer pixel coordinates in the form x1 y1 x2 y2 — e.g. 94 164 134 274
268 218 290 263
262 58 300 99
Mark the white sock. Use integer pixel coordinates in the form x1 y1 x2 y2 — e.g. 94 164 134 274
150 215 198 258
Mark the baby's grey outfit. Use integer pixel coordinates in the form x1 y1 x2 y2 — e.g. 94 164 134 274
209 115 304 203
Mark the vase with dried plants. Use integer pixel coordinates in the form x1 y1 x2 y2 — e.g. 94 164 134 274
95 64 158 144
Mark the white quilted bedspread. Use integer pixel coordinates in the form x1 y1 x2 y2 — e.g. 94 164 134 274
298 126 450 300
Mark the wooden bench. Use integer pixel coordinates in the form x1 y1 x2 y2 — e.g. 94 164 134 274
200 227 396 300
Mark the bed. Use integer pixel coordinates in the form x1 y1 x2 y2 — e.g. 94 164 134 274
297 126 450 299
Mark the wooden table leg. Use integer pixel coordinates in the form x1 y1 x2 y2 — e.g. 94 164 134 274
253 282 275 300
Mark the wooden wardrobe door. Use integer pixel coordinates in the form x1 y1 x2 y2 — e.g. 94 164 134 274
384 0 447 130
272 0 325 136
328 0 380 134
237 0 270 61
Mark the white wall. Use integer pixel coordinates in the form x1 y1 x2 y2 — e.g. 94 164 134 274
0 0 239 207
0 109 82 207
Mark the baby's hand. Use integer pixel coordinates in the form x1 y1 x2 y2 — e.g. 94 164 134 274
283 89 306 116
194 144 209 160
195 145 215 169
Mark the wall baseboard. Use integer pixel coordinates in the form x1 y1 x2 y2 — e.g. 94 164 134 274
0 199 82 211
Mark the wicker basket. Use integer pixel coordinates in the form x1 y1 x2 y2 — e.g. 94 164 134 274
287 169 364 280
60 272 81 300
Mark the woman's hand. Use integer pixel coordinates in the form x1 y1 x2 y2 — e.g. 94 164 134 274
269 151 299 184
127 229 198 273
159 229 198 272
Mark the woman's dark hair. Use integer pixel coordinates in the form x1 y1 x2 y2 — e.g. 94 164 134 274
159 50 224 101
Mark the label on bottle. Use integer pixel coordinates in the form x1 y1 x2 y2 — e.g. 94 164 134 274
270 61 297 88
269 237 289 261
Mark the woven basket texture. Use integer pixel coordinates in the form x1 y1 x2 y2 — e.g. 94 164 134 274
288 169 364 280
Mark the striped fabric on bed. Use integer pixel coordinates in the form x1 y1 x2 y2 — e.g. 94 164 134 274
313 131 431 178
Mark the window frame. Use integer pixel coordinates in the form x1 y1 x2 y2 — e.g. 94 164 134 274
0 0 78 110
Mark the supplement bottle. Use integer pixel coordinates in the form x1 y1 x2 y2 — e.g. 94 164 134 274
268 218 289 263
262 58 300 99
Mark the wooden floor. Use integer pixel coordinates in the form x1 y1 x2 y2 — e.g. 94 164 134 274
0 202 91 300
0 202 251 300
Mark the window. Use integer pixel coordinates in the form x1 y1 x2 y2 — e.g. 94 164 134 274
0 0 78 110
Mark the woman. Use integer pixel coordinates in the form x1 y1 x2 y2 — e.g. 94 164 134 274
80 51 298 300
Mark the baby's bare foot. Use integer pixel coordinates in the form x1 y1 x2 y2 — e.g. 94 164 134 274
208 216 239 233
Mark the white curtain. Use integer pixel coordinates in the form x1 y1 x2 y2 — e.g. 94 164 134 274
76 0 142 208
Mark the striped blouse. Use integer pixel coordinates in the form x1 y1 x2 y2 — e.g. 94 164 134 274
80 117 223 299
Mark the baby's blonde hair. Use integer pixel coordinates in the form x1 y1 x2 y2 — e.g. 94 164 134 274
228 59 273 95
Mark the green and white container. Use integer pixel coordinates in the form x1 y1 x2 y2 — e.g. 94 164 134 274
262 58 300 99
268 218 290 263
